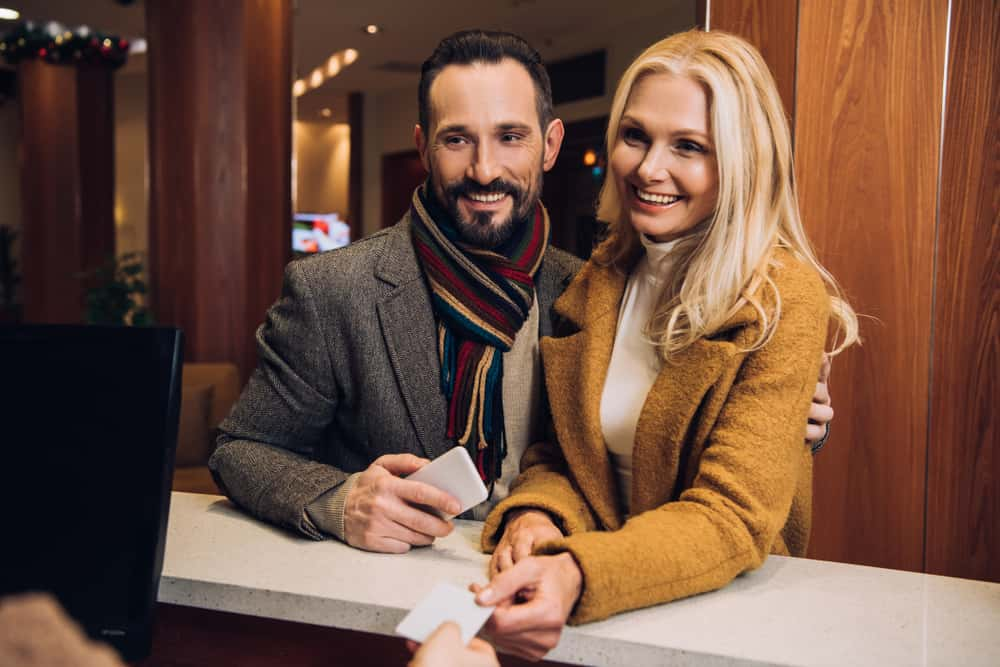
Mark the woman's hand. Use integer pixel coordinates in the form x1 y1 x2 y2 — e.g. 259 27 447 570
489 510 564 577
806 354 833 446
474 553 582 661
407 622 499 667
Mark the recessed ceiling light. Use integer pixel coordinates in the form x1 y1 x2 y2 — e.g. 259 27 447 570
342 48 359 65
292 80 307 97
364 24 380 35
320 108 332 118
0 8 21 20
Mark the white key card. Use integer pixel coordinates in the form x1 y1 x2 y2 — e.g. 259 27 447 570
395 582 494 645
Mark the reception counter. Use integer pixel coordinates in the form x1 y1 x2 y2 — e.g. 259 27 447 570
157 492 999 666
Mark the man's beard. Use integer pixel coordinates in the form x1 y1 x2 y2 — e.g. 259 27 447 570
431 170 543 250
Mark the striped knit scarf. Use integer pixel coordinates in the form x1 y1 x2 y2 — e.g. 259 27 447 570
410 184 549 487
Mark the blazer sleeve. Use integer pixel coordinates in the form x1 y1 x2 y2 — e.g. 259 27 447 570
538 269 830 624
209 260 348 540
481 433 599 552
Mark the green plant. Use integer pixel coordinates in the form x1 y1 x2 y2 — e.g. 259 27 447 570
80 252 153 326
0 225 19 309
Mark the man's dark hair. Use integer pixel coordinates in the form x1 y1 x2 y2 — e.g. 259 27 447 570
418 30 554 134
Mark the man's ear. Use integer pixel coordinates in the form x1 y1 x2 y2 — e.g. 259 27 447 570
541 118 565 172
414 124 431 172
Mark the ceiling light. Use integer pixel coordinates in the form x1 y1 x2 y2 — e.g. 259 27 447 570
364 24 380 35
326 56 341 77
320 108 332 118
0 8 21 20
309 67 324 88
342 48 359 65
292 79 307 97
583 149 597 166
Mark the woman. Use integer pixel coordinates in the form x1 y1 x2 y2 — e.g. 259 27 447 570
474 29 859 659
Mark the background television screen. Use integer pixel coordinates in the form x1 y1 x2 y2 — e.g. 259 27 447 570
293 212 350 254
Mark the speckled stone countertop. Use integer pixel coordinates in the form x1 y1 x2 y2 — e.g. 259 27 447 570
158 492 1000 666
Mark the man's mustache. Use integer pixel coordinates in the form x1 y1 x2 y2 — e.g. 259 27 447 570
446 178 521 198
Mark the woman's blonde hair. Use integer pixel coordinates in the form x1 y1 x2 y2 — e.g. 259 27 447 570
594 29 858 358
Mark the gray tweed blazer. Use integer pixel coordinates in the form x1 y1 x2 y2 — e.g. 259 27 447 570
209 217 581 538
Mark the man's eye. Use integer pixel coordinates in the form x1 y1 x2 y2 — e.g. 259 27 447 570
501 133 521 142
445 136 468 145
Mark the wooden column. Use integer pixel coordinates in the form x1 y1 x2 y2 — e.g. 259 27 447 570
795 0 949 572
18 60 115 324
925 0 999 583
146 0 292 380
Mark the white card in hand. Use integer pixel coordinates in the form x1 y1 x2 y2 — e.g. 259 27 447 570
395 582 493 645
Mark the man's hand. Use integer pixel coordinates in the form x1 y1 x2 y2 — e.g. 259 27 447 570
474 553 582 661
344 453 461 553
407 622 499 667
489 509 563 577
806 354 833 446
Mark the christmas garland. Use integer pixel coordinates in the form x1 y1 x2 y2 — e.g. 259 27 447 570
1 21 130 69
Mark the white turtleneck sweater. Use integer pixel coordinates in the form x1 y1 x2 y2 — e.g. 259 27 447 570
599 234 680 515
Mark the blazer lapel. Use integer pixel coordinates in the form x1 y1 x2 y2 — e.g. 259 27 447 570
541 263 627 530
374 219 452 461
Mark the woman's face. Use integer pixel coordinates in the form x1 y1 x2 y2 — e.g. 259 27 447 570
610 73 719 243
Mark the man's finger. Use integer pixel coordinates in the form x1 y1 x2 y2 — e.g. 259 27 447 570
818 353 832 383
375 453 429 476
813 381 831 405
393 478 462 516
381 497 453 539
808 402 834 424
805 423 826 442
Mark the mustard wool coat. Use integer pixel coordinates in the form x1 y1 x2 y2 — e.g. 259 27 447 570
482 248 830 624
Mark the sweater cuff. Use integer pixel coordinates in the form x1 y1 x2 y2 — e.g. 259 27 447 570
305 473 361 541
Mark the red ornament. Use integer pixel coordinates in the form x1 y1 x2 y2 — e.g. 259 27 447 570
38 48 47 57
118 39 128 49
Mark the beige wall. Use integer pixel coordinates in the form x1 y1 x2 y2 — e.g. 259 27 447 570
358 5 697 237
293 121 350 218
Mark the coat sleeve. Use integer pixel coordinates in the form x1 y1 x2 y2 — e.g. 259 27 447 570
481 431 599 552
209 260 348 540
538 268 830 624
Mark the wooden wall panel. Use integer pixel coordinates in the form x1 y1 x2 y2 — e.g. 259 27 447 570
707 0 799 120
148 0 291 381
795 0 948 572
925 0 1000 583
18 61 115 324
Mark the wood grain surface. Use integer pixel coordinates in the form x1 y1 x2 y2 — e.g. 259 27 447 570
925 0 999 583
707 0 800 121
147 1 291 380
794 0 948 572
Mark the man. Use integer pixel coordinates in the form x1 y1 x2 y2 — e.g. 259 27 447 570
209 30 833 554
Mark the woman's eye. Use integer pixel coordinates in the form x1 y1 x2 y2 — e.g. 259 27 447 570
677 140 705 153
622 127 648 144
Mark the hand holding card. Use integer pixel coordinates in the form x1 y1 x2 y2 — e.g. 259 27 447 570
406 447 489 519
396 582 494 645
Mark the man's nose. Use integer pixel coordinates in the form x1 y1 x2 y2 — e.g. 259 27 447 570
467 143 501 184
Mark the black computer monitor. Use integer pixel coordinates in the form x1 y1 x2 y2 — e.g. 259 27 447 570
0 325 183 661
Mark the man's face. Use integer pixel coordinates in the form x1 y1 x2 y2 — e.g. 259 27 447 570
416 59 564 249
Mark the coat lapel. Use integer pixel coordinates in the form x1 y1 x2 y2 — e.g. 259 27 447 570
541 262 627 530
630 336 737 513
374 219 452 460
